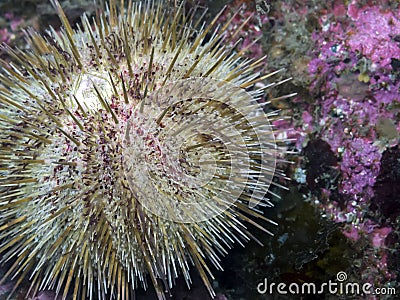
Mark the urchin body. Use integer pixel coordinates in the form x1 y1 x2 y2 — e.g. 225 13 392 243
0 1 288 299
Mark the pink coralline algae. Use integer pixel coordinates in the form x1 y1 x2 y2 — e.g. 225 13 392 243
371 226 392 248
0 12 23 44
340 138 381 198
217 0 399 296
294 0 400 291
306 1 400 203
346 6 400 68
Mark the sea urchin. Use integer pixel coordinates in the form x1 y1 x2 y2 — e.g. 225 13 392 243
0 1 292 299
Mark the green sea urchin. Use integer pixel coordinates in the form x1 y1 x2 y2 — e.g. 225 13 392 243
0 1 292 299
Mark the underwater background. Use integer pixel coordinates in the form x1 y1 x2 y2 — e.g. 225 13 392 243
0 0 399 299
